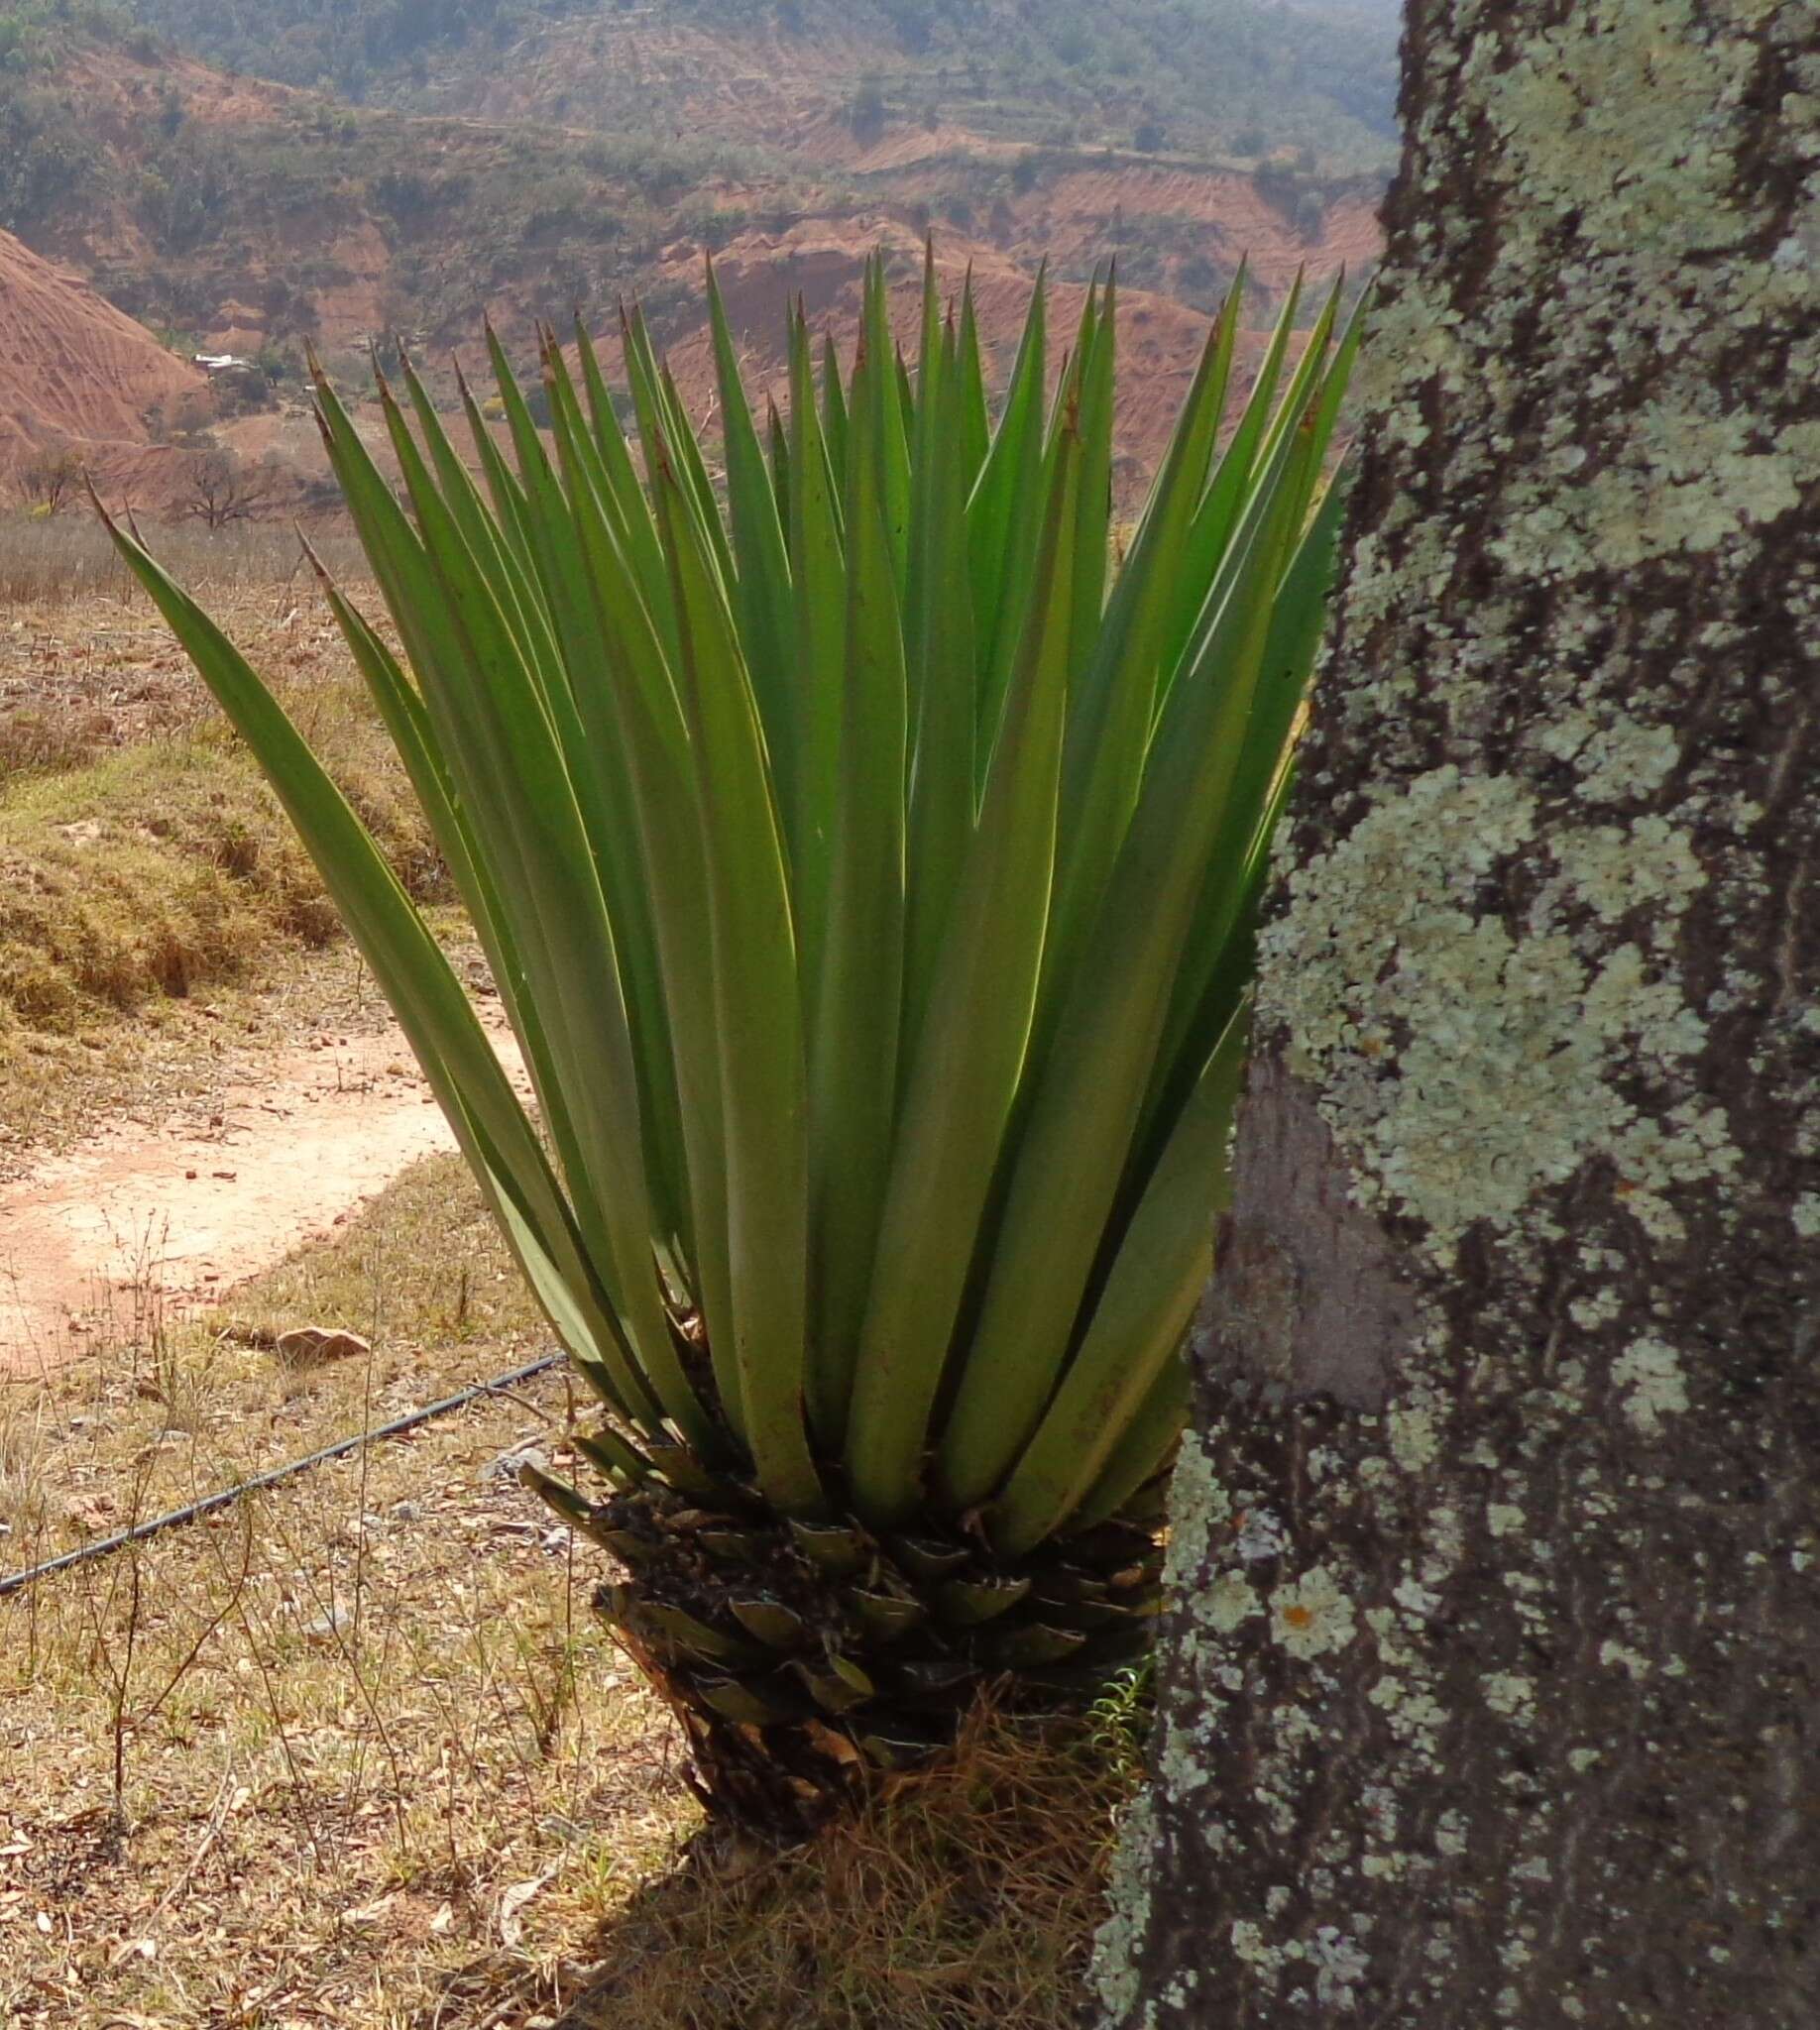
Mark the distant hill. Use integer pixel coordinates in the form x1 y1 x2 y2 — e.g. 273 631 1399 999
0 0 1390 504
124 0 1401 171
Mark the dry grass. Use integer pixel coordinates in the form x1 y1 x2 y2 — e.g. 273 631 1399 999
2 1156 694 2030
570 1702 1139 2030
1 1154 558 1555
0 728 441 1021
0 516 369 611
0 556 450 1155
1 1155 1139 2030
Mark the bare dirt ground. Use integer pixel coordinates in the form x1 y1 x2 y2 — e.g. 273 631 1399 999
0 1012 527 1376
0 568 478 1377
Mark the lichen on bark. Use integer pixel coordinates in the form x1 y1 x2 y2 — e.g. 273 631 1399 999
1094 1 1820 2022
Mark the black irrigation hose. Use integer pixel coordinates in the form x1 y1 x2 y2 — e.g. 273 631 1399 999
0 1350 566 1602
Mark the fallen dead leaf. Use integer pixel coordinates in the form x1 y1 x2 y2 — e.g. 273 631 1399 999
498 1868 556 1948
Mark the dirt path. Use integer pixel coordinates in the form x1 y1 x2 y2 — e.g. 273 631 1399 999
0 1017 526 1376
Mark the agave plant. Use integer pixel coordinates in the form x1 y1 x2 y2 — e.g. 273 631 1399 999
102 250 1360 1835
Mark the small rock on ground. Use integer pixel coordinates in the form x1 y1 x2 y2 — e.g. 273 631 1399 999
275 1325 372 1369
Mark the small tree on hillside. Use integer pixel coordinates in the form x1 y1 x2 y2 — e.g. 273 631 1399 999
17 441 82 516
1251 157 1301 219
1294 187 1325 244
181 446 279 530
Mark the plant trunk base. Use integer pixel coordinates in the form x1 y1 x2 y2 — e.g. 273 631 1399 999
609 1612 874 1844
527 1465 1163 1845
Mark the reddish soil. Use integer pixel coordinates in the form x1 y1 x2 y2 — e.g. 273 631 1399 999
1004 167 1381 286
412 13 882 152
0 202 377 518
60 41 298 137
0 227 201 466
0 1017 526 1376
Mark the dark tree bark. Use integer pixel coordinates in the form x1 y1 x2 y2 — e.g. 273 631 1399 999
1095 1 1820 2023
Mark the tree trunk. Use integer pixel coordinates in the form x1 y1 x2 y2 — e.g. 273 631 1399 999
1094 2 1820 2023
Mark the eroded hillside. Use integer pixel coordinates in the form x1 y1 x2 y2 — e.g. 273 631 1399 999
0 0 1389 505
0 224 199 461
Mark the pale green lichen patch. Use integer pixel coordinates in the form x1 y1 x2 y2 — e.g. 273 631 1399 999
1269 1565 1359 1659
1599 1638 1654 1680
1482 1671 1536 1719
1533 412 1801 572
1541 715 1681 805
1388 1402 1442 1472
1473 1 1757 259
1259 766 1734 1264
1547 821 1706 927
1091 1789 1157 2030
1149 1433 1241 1807
1611 1335 1691 1435
1205 1570 1264 1635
